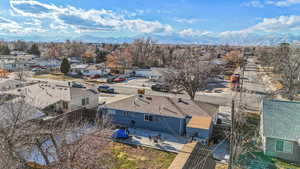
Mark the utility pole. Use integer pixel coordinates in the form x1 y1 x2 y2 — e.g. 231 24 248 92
229 99 235 169
229 49 247 169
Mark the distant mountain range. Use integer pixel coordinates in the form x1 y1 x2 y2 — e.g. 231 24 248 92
1 33 300 46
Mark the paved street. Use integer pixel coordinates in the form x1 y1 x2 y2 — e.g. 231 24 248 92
20 56 266 109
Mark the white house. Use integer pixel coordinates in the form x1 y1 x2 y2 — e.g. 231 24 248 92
70 64 108 76
0 55 28 71
6 83 99 114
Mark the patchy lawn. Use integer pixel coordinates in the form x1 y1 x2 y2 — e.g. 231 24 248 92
32 74 77 81
110 143 176 169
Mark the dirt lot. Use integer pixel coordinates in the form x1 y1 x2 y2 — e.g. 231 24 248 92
49 132 176 169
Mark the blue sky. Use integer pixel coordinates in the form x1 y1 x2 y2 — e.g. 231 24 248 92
1 0 300 40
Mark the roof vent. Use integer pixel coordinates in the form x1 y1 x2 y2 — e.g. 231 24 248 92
138 94 143 98
146 96 152 100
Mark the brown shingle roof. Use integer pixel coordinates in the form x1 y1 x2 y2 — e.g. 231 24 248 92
187 116 212 130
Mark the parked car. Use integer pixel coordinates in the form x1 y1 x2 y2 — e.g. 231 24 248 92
91 74 101 79
151 84 169 92
98 85 114 93
113 77 126 83
32 68 43 72
72 82 86 88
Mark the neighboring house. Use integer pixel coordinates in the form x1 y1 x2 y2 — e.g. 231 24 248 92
99 95 218 142
125 67 168 81
6 83 99 114
261 99 300 164
0 55 28 71
70 64 108 76
29 58 61 69
0 79 25 91
149 68 168 81
134 68 152 77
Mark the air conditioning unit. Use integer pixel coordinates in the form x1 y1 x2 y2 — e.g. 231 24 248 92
298 138 300 146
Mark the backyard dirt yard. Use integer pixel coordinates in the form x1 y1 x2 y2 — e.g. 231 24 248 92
48 131 176 169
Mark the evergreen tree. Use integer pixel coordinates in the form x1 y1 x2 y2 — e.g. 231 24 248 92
95 48 108 63
28 44 41 56
60 58 70 75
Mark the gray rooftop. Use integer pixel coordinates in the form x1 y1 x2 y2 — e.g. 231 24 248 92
104 95 218 118
262 99 300 141
6 83 97 110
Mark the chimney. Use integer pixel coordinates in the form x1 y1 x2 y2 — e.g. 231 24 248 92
178 98 182 103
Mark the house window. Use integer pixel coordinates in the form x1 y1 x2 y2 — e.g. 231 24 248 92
82 98 85 106
82 97 89 106
276 140 293 153
144 114 153 121
284 141 293 153
63 101 68 109
107 109 116 115
276 140 284 152
123 111 129 116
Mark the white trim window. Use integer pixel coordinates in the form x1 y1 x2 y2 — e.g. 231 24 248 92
275 140 293 153
144 114 153 121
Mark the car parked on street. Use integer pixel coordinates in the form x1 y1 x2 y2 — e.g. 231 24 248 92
151 84 170 92
72 82 86 88
113 77 126 83
98 85 114 93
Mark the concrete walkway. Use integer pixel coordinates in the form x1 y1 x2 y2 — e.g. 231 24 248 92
114 128 188 153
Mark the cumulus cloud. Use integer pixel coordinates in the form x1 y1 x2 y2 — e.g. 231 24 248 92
267 0 300 6
245 1 265 8
220 15 300 36
9 0 173 34
179 29 212 37
0 16 46 34
174 17 202 24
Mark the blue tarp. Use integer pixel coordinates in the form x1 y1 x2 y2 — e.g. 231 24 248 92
112 129 129 139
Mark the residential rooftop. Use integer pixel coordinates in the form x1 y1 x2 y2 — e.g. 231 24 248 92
104 95 218 118
6 83 97 110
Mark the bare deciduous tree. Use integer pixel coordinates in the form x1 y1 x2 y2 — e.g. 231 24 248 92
0 95 112 169
131 37 156 67
276 45 300 100
163 49 220 100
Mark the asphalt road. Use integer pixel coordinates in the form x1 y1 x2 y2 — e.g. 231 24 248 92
109 57 267 109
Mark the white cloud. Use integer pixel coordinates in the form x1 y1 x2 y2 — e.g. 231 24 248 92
245 1 265 8
267 0 300 6
9 0 173 34
179 29 212 37
174 18 202 24
0 16 46 34
220 15 300 36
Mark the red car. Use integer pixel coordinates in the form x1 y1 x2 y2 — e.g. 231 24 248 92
113 77 126 83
